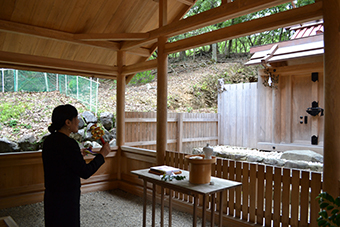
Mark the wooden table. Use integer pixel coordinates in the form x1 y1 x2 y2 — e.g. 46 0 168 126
131 167 242 227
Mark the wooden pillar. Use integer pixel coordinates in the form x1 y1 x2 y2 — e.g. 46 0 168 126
116 50 126 180
157 0 168 165
323 0 340 196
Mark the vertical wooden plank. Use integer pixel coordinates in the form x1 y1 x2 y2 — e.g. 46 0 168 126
177 113 183 152
249 83 258 148
300 171 310 226
281 168 290 227
257 71 266 143
243 83 250 148
273 167 282 227
310 172 322 227
242 162 249 221
165 151 170 166
230 84 237 146
290 170 300 227
225 84 231 146
265 166 273 227
235 161 242 218
216 158 222 178
227 160 235 215
285 75 292 143
249 163 256 223
272 79 281 144
179 153 184 201
236 83 244 147
218 88 223 144
141 113 146 149
311 79 319 140
257 164 265 226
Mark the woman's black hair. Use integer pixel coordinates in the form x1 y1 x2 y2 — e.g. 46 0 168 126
48 104 78 133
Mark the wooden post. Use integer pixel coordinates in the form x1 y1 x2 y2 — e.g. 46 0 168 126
323 0 340 196
116 50 126 180
157 0 168 165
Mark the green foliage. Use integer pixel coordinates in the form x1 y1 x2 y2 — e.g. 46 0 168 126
21 123 32 129
8 119 18 127
129 71 155 85
190 63 259 109
168 0 315 60
316 192 340 227
0 102 29 123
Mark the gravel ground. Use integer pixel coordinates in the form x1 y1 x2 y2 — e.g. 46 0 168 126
0 189 215 227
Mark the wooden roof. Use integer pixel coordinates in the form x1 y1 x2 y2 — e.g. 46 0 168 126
0 0 323 80
245 34 324 65
0 0 194 79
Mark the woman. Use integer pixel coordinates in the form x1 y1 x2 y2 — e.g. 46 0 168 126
42 104 110 227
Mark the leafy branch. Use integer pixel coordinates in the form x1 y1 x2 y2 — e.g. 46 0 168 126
316 192 340 227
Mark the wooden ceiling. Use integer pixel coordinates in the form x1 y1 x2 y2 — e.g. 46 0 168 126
0 0 323 80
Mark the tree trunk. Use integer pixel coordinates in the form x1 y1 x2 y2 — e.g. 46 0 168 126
225 18 235 58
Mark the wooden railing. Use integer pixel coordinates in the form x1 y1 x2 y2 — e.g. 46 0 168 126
124 112 219 153
0 148 119 209
165 150 323 227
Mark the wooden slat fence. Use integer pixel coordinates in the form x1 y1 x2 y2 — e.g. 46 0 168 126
218 82 258 148
165 150 323 227
124 112 218 153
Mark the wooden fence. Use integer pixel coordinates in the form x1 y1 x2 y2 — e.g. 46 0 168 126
165 150 323 227
124 112 219 153
218 82 258 148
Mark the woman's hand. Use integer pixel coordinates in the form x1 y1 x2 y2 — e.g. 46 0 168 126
98 142 110 157
80 148 88 157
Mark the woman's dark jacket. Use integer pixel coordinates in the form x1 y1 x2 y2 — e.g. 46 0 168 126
42 132 105 227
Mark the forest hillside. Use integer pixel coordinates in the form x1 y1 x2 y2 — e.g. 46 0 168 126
0 54 259 141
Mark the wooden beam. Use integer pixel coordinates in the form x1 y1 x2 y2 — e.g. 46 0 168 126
0 19 120 50
121 0 292 51
74 33 150 41
126 47 151 57
0 51 118 76
176 0 195 6
165 2 323 54
0 19 150 57
122 59 157 75
268 62 323 76
153 0 194 4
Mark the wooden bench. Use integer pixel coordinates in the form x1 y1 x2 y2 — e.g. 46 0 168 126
0 216 18 227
